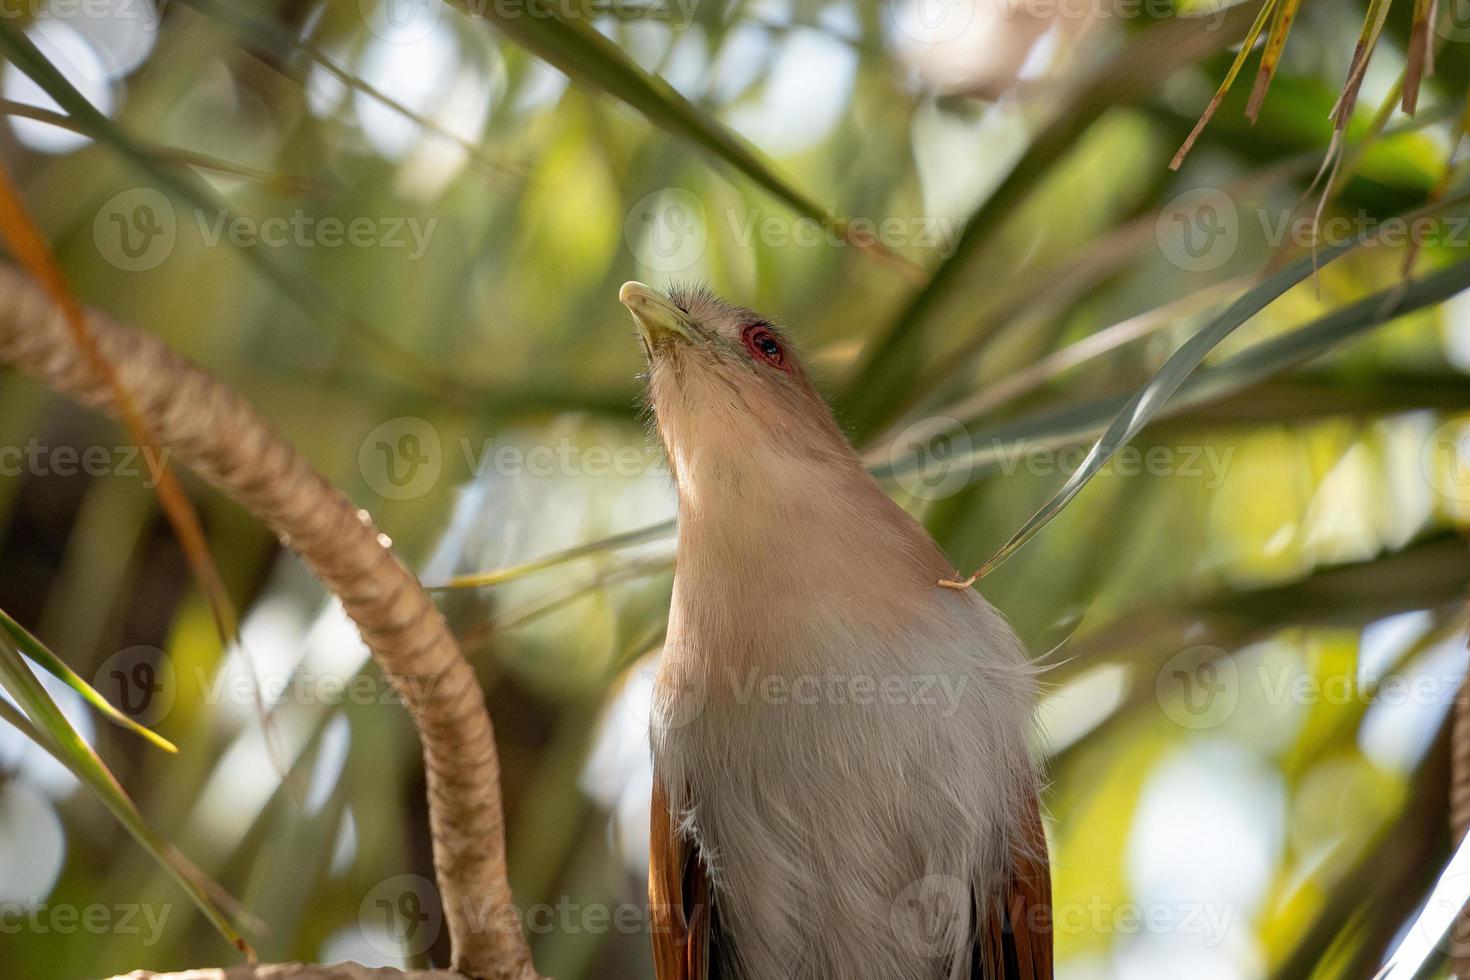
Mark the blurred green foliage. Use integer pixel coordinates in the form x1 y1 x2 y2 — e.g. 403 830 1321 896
0 0 1469 977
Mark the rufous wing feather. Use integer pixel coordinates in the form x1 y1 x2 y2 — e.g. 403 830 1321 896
975 790 1053 980
650 774 713 980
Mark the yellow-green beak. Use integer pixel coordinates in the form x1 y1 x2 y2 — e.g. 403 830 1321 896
620 281 697 347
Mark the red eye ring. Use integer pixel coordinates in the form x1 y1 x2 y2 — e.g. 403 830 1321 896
741 324 789 370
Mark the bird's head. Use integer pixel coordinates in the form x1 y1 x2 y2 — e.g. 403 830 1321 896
619 281 858 512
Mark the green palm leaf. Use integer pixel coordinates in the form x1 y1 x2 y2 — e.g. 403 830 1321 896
840 3 1263 441
445 0 922 278
0 608 176 753
0 627 249 955
0 20 467 403
946 206 1470 584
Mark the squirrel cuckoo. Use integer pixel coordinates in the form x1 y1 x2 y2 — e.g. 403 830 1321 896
620 282 1051 980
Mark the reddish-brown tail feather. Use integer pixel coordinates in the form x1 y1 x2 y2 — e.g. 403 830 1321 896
976 791 1053 980
650 775 713 980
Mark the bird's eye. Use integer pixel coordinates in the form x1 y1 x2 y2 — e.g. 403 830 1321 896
741 324 788 370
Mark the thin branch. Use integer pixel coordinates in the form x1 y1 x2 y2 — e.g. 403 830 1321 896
0 266 541 980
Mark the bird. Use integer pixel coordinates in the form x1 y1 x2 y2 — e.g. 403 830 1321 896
618 280 1051 980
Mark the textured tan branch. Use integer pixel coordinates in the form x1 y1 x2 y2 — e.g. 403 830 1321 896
0 266 540 980
110 966 459 980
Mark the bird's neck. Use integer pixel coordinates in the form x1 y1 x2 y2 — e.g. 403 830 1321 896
668 451 956 657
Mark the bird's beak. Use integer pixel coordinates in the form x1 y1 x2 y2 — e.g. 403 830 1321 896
620 281 698 348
